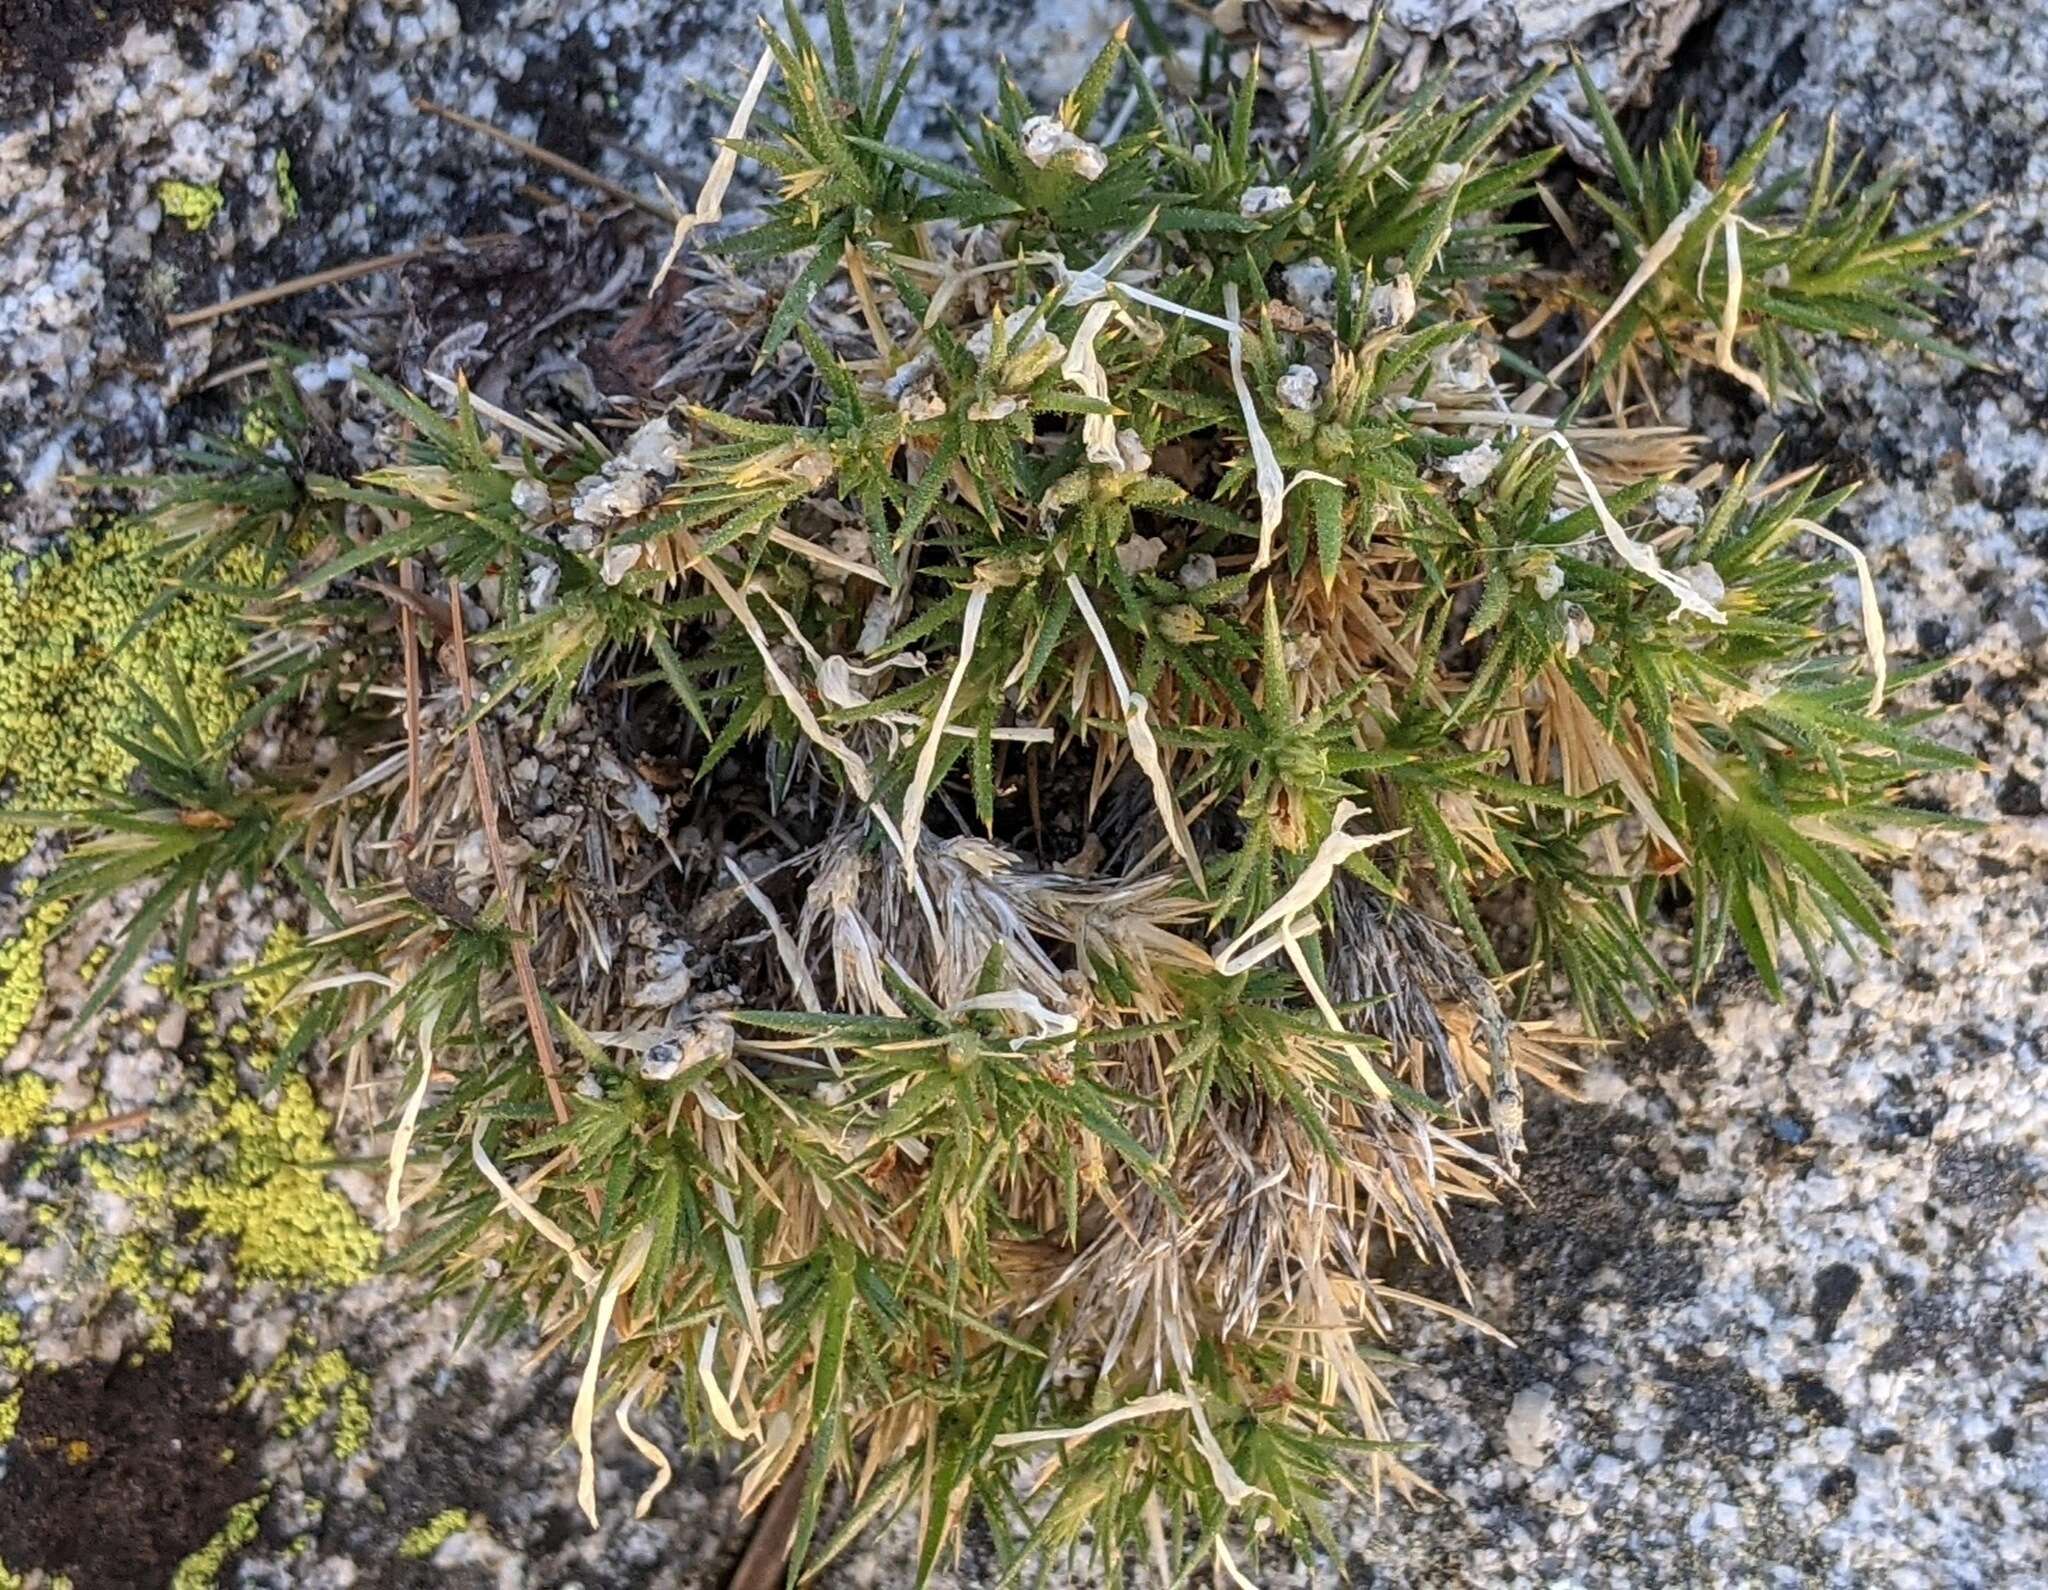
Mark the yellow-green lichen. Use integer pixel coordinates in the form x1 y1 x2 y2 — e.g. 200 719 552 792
0 1313 28 1374
0 899 67 1053
399 1509 471 1559
159 180 225 232
275 150 300 221
79 1061 377 1312
240 925 305 1018
196 1070 378 1285
0 1072 54 1140
0 1389 19 1444
0 521 252 862
242 408 283 450
273 1343 372 1460
170 1491 266 1590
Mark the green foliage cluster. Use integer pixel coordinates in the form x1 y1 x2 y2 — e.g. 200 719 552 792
10 8 1971 1583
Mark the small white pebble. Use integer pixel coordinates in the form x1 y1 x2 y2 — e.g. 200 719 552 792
1238 183 1295 219
1422 160 1466 195
601 543 642 585
511 477 552 520
1676 561 1726 606
1654 483 1704 525
1504 1383 1558 1467
1115 534 1166 576
1283 258 1336 318
1276 363 1320 411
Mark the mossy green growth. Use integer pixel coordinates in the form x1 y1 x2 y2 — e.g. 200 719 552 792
170 1491 266 1590
398 1509 471 1559
275 150 300 221
159 180 225 232
0 521 252 862
0 898 67 1053
0 1071 54 1140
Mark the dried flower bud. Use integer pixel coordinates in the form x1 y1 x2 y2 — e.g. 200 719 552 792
1020 115 1107 181
1442 440 1502 490
1562 601 1596 658
1367 272 1416 331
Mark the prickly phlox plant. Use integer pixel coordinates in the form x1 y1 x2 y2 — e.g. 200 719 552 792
16 8 1975 1584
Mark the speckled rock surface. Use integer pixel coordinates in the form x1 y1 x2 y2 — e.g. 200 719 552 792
4 0 2047 1586
1329 2 2048 1586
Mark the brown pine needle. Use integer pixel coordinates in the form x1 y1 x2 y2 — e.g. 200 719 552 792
164 233 514 330
445 582 579 1144
414 96 671 220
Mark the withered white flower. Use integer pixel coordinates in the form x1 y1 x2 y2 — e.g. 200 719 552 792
1020 114 1107 181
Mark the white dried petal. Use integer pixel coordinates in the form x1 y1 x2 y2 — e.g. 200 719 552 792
1563 602 1596 658
967 314 1065 384
1442 440 1502 490
1020 115 1107 181
1238 184 1295 219
1276 363 1320 411
620 416 687 476
639 1014 735 1081
1367 272 1416 330
1177 552 1219 590
570 468 658 526
1530 559 1565 601
1113 427 1152 476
